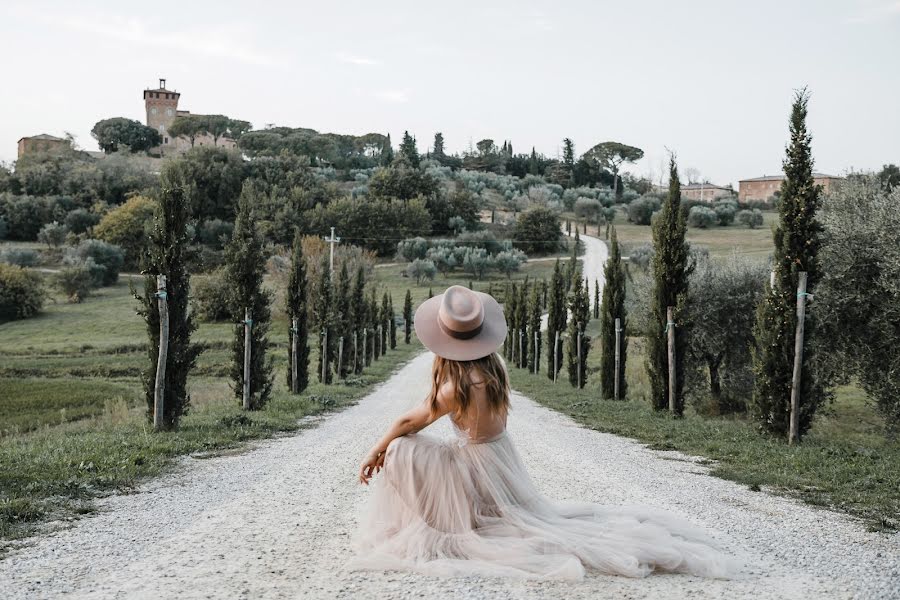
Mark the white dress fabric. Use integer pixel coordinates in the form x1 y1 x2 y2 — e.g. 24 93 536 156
352 397 737 581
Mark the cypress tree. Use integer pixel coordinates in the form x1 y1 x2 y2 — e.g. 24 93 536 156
286 230 310 393
313 254 334 384
351 265 366 373
381 133 394 165
335 262 352 378
427 287 433 299
403 289 413 344
399 131 420 167
752 88 825 439
370 288 380 360
566 268 591 388
600 227 628 400
381 292 390 353
225 183 274 408
593 279 600 319
137 184 203 429
527 283 542 372
388 293 397 349
546 259 567 379
515 281 529 368
507 283 520 364
565 240 577 292
646 157 692 414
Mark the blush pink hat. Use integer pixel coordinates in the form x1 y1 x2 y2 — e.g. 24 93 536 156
414 285 508 361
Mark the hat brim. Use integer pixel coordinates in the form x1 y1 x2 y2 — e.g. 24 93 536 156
414 291 508 361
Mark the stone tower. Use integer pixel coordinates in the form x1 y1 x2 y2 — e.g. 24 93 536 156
143 78 180 148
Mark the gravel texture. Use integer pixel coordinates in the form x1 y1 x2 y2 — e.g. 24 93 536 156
1 350 897 599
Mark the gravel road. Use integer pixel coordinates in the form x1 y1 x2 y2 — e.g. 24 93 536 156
1 352 897 599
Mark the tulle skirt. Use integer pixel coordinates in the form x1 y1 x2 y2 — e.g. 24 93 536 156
351 430 737 580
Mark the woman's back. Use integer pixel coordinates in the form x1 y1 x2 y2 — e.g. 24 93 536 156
448 378 507 443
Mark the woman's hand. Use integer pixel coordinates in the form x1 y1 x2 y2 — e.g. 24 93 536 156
358 448 385 485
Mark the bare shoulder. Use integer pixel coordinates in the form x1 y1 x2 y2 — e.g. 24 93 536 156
435 380 458 413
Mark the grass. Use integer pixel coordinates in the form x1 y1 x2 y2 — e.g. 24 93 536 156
507 333 900 532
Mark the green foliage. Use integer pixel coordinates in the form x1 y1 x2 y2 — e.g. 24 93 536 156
0 194 69 240
54 264 97 303
197 218 234 248
685 257 767 414
64 208 100 234
494 249 527 278
398 131 420 168
877 163 899 192
752 89 826 439
406 258 437 285
352 266 368 372
646 157 693 414
136 185 203 428
192 269 231 322
313 254 335 384
0 264 44 322
367 159 438 202
714 201 737 225
817 175 900 433
546 259 567 379
600 228 628 399
583 141 644 197
627 195 661 225
65 239 124 286
93 195 156 268
574 197 602 220
91 117 162 153
337 264 354 378
0 247 39 267
513 206 562 254
736 209 764 229
687 205 717 228
286 231 311 392
462 247 492 279
526 283 542 372
0 216 6 239
403 289 413 344
396 237 429 261
161 147 245 221
37 221 68 248
565 268 591 387
388 293 397 349
224 183 274 409
308 196 430 256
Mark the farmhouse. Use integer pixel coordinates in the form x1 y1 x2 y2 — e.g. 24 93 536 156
680 183 734 202
738 173 842 202
143 78 237 155
17 133 70 159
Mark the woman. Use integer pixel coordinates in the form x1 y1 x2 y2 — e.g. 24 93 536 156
354 285 736 580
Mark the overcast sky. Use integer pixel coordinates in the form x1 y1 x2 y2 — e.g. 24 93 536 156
1 0 898 187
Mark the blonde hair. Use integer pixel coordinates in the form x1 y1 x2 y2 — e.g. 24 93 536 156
427 353 510 420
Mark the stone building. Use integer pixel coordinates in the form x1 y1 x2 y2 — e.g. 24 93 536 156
17 133 70 159
680 183 734 202
143 79 236 155
738 173 842 202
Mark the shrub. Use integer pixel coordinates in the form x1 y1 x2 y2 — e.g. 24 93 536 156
714 203 737 226
0 217 7 240
736 208 764 228
688 206 717 228
425 246 457 275
55 263 95 303
37 221 68 248
573 197 602 220
457 229 508 254
93 195 156 267
64 208 100 234
462 247 493 279
0 247 39 267
406 258 437 285
396 237 430 261
513 206 561 254
0 264 44 321
494 249 527 278
627 243 654 271
626 195 660 225
0 194 67 240
65 239 124 286
192 269 232 322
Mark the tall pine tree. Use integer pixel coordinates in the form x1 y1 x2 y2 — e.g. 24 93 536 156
335 262 352 378
286 230 310 393
403 289 413 344
646 157 692 414
515 280 529 368
313 254 334 383
527 283 542 372
546 259 567 379
599 227 628 400
351 266 367 373
593 279 600 319
381 133 394 165
225 183 274 408
370 288 380 360
388 293 397 349
752 88 826 439
380 292 390 353
566 268 591 387
399 131 420 167
506 283 520 363
137 184 203 428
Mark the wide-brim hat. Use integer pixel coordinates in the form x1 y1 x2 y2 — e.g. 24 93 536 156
414 285 508 361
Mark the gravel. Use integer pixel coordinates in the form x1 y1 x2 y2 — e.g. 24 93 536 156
1 350 897 599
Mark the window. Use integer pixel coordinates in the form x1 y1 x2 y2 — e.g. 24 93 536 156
159 125 166 132
164 137 169 144
151 107 158 115
166 108 174 117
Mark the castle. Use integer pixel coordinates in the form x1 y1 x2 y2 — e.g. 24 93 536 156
143 78 236 155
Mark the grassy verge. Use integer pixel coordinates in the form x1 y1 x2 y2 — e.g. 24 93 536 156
0 339 423 547
507 338 900 532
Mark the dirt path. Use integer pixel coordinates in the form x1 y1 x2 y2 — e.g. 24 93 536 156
1 351 896 599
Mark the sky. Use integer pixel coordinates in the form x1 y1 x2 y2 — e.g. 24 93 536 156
1 0 898 187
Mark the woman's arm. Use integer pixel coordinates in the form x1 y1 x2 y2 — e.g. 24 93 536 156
358 383 453 484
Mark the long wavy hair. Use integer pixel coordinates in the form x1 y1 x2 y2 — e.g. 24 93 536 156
427 353 510 420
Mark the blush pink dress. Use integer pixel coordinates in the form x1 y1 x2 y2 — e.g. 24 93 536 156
352 386 736 580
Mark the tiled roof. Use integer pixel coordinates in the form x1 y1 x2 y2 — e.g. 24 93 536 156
739 173 840 182
20 133 65 142
681 183 731 191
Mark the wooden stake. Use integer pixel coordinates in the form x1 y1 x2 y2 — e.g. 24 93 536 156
353 331 358 373
337 335 344 378
577 330 582 388
534 330 539 374
614 317 621 401
554 331 560 383
291 317 299 394
789 272 809 445
321 328 328 382
243 308 251 410
667 306 676 413
519 330 524 369
362 328 368 366
153 275 168 431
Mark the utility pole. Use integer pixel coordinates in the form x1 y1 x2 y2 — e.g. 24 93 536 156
323 227 341 274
